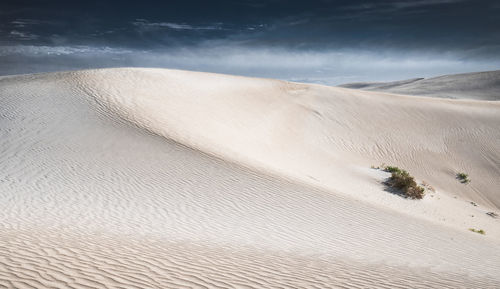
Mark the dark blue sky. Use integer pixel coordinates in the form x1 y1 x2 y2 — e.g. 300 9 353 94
1 0 499 83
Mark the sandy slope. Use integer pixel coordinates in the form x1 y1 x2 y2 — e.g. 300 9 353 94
339 70 500 100
1 68 499 288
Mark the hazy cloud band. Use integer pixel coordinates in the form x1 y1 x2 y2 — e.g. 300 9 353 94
1 44 499 84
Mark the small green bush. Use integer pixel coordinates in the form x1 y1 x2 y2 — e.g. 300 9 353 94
456 172 470 184
386 167 425 199
469 228 485 235
384 166 402 174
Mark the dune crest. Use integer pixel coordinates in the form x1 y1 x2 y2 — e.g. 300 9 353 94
78 68 500 222
339 70 500 100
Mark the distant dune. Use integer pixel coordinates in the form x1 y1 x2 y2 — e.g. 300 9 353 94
1 68 499 288
339 70 500 100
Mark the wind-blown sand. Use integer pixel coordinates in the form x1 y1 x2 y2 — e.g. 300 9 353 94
339 70 500 100
1 68 499 288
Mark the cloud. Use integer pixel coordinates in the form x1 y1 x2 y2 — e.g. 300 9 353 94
392 0 468 8
1 43 499 84
5 19 61 42
132 19 223 31
0 45 132 56
344 0 468 11
9 30 38 41
337 0 470 18
10 19 43 28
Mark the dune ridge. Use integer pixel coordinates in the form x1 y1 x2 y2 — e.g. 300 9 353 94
1 68 499 288
77 68 500 210
338 70 500 100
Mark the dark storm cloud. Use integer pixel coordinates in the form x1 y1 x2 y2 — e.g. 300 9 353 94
0 0 499 82
2 0 497 48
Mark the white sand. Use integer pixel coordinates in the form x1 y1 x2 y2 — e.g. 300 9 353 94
339 70 500 100
0 68 499 288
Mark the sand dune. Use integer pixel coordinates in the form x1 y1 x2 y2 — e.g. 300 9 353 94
1 68 499 288
339 70 500 100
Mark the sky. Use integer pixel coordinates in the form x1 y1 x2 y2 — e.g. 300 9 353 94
1 0 499 84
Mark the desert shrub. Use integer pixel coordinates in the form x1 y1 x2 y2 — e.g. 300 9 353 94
384 166 402 174
406 185 426 199
469 228 485 235
390 170 413 188
456 172 470 184
387 168 425 199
